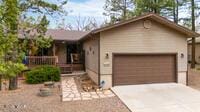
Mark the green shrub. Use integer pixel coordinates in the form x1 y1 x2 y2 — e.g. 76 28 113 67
25 65 60 84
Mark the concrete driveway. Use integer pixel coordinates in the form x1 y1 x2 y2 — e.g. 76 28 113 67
111 83 200 112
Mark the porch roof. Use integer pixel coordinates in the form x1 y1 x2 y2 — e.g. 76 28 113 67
46 29 89 41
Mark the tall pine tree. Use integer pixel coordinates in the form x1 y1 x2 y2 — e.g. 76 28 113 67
103 0 134 24
133 0 174 17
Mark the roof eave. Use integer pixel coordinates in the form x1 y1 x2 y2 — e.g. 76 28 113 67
92 13 153 34
80 13 200 40
79 31 93 41
149 15 200 38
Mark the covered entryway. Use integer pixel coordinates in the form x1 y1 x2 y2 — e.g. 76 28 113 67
113 54 177 86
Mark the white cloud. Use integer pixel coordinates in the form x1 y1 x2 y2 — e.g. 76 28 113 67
65 0 106 17
63 0 108 24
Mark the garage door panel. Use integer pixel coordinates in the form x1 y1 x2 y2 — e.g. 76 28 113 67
113 54 176 86
114 78 175 85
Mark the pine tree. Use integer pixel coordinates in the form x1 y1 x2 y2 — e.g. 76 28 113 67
0 0 67 90
103 0 134 24
134 0 174 17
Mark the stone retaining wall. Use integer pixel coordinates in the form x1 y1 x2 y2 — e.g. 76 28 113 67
188 69 200 88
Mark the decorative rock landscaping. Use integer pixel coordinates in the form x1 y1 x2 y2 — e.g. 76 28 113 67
44 81 55 88
0 79 130 112
39 87 52 97
61 77 115 101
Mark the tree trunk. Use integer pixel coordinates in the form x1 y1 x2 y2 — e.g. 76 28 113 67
176 0 178 23
9 50 19 90
9 76 18 90
173 1 176 23
173 0 179 23
191 0 196 68
123 0 127 20
153 0 158 14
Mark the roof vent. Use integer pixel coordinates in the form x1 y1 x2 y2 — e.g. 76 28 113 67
143 20 152 29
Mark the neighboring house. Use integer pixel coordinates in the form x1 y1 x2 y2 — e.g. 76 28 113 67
21 13 199 89
81 13 199 89
188 37 200 64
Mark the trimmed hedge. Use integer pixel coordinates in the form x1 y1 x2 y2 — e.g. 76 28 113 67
26 65 60 84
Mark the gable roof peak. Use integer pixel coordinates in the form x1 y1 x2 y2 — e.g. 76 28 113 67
93 13 200 37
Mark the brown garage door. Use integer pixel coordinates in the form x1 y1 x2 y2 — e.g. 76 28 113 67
113 54 177 86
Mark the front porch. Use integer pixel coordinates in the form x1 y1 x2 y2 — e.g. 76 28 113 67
25 56 84 73
25 41 85 74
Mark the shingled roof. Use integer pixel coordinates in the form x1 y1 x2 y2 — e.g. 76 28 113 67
46 29 89 41
19 29 89 41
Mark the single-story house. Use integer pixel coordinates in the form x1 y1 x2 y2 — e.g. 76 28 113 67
188 37 200 64
81 13 199 89
21 13 199 89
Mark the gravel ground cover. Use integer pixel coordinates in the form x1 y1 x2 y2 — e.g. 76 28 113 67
0 79 130 112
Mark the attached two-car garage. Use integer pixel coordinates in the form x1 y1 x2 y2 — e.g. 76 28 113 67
83 13 198 88
113 54 177 86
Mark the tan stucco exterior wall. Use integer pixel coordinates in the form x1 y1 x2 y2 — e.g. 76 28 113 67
100 19 188 88
188 44 200 64
83 35 99 84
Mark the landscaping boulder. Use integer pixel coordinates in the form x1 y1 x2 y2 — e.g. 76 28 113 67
39 87 52 97
44 81 54 88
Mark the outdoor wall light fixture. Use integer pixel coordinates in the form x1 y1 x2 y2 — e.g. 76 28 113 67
181 53 184 58
105 52 109 59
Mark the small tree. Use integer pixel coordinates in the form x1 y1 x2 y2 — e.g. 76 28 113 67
0 0 67 90
20 16 53 56
0 0 25 90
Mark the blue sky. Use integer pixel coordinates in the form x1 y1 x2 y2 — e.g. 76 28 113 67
72 0 88 2
37 0 199 30
47 0 107 29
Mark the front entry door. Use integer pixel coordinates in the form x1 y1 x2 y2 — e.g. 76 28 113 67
66 44 79 64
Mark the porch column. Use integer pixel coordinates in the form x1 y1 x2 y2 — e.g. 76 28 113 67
53 43 56 56
53 43 58 64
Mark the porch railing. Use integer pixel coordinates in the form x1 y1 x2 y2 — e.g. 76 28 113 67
23 56 84 73
25 56 58 67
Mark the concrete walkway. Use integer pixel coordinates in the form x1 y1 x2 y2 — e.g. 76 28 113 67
62 77 115 101
112 83 200 112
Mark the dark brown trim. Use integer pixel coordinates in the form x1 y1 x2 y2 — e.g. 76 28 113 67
186 42 189 86
175 53 178 83
188 42 200 45
112 53 114 87
113 52 178 56
186 70 189 86
112 53 178 87
98 33 101 86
